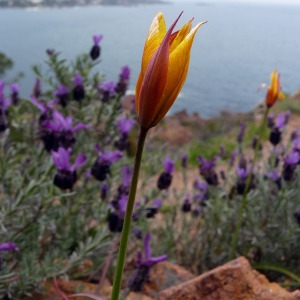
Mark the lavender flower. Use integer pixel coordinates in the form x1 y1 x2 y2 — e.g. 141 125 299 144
90 34 103 60
0 242 19 252
157 156 176 190
108 194 128 233
115 65 131 96
180 151 188 168
53 84 70 107
43 111 90 151
282 151 300 181
181 193 191 213
267 112 275 128
237 123 247 144
98 81 116 103
91 145 123 181
229 149 238 167
115 115 136 151
144 198 163 218
51 147 86 190
236 166 256 195
100 183 109 200
268 170 281 190
0 90 11 132
32 78 41 98
198 155 219 186
46 49 55 56
127 232 167 292
72 73 85 101
10 83 19 105
269 113 284 146
111 166 133 208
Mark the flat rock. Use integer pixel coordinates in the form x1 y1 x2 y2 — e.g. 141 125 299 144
158 256 300 300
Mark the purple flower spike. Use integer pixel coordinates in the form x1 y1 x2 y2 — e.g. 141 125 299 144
98 81 117 103
0 242 19 252
236 167 250 179
267 113 275 128
142 233 168 267
116 65 131 95
275 112 286 130
237 123 247 144
10 83 19 94
93 34 103 45
127 232 167 292
91 146 123 181
117 115 136 135
198 156 217 172
283 151 300 165
153 198 163 208
51 147 86 190
98 81 116 94
72 74 84 86
53 84 70 107
180 151 188 168
120 65 130 80
32 78 41 98
163 156 176 174
121 165 133 187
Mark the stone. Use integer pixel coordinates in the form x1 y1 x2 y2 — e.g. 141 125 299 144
158 256 300 300
143 261 196 298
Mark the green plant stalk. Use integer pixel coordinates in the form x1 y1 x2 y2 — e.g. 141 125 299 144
110 126 149 300
229 108 270 260
252 263 300 283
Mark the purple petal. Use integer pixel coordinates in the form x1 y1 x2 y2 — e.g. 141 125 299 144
70 153 87 171
0 242 19 252
275 113 286 129
53 111 72 130
136 250 142 266
284 151 300 165
72 74 84 86
53 84 70 97
29 96 46 112
10 83 19 94
100 150 123 164
153 198 162 208
268 170 280 181
98 81 116 93
120 65 130 80
236 167 250 179
121 165 133 187
72 123 91 132
2 98 12 111
51 147 71 170
117 115 136 135
148 254 168 266
118 195 128 214
93 34 103 45
144 232 152 261
163 156 176 174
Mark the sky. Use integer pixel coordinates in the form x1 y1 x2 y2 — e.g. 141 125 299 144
171 0 300 5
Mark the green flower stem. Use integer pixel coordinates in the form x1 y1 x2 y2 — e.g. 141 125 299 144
229 107 269 260
111 126 149 300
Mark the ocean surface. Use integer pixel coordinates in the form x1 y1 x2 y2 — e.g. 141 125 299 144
0 2 300 117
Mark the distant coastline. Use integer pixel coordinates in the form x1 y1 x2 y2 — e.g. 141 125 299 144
0 0 170 9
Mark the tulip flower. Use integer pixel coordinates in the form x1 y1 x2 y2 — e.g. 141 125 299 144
135 11 206 129
265 69 285 108
111 12 206 300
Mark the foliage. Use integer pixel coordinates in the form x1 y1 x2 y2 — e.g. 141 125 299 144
1 41 300 299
